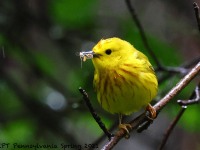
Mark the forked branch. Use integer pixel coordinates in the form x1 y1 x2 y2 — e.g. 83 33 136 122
159 82 200 150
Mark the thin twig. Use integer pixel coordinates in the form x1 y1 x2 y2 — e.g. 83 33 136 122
158 57 200 83
125 0 161 68
158 106 187 150
156 66 189 75
159 82 200 150
79 87 113 140
178 82 200 106
182 56 200 68
102 61 200 150
193 2 200 32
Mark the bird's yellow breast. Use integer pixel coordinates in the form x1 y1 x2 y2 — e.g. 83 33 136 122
93 57 157 115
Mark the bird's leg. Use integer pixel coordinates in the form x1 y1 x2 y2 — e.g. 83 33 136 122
118 114 132 139
145 103 157 120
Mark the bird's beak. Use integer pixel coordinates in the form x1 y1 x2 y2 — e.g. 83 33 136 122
93 52 101 58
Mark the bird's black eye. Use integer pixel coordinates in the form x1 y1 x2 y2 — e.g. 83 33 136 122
105 49 112 55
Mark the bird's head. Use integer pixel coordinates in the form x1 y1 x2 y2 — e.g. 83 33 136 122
80 37 136 70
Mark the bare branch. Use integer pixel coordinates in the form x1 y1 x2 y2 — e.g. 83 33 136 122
177 82 200 106
159 82 200 150
157 57 200 84
154 62 200 111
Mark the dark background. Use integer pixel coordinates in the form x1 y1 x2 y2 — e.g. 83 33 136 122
0 0 200 150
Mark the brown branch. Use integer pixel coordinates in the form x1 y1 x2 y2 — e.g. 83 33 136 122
159 81 200 150
177 82 200 106
102 61 200 150
157 56 200 84
154 62 200 110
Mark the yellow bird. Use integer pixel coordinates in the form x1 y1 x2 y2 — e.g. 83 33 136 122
80 37 158 135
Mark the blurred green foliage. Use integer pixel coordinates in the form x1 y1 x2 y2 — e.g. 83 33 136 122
0 119 36 143
49 0 97 29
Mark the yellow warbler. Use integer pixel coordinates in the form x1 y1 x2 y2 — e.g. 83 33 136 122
80 37 158 133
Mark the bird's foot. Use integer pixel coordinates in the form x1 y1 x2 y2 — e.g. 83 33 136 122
145 104 157 120
118 123 132 139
